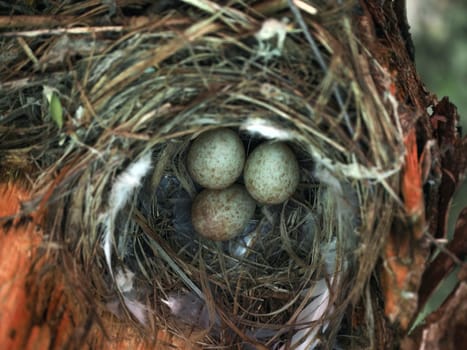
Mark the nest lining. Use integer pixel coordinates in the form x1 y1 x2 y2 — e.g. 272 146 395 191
111 129 347 342
0 1 405 348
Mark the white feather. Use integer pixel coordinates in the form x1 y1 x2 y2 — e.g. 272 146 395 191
109 153 153 213
313 165 359 238
297 280 332 349
123 297 148 325
241 118 293 140
311 148 403 181
106 297 148 325
281 279 333 350
115 267 135 293
110 267 148 325
162 292 215 329
102 153 153 277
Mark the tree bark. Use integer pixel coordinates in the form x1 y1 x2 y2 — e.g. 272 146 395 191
358 1 467 348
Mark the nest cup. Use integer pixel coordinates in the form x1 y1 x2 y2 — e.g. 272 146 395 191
1 1 405 348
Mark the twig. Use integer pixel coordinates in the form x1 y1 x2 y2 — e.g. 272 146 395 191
293 0 318 15
287 0 354 135
16 37 39 68
0 15 74 28
0 72 72 91
1 26 125 37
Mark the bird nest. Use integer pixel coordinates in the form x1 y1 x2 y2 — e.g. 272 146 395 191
0 1 405 348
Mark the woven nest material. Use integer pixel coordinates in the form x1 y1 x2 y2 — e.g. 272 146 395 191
1 1 406 348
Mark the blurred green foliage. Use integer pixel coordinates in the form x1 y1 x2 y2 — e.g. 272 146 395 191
410 1 466 236
411 0 467 129
408 0 466 331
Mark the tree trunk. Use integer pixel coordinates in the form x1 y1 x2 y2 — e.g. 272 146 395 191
358 1 467 348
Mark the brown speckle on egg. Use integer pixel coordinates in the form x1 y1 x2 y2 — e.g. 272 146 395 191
187 128 245 189
244 142 299 204
191 185 256 241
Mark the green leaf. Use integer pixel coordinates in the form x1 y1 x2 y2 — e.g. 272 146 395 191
409 265 461 334
50 92 63 129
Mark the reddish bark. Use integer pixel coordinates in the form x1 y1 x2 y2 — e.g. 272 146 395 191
0 182 195 349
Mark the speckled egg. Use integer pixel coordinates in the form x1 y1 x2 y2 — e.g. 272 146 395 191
191 185 256 241
186 128 245 189
244 142 299 204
